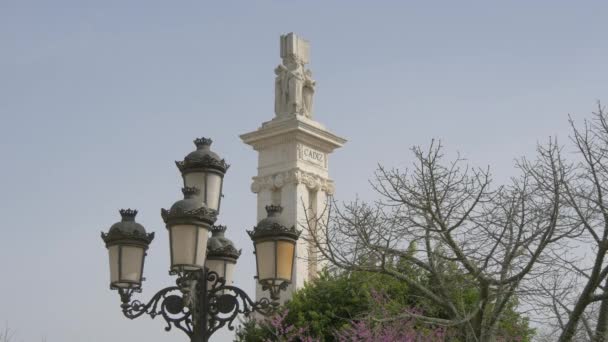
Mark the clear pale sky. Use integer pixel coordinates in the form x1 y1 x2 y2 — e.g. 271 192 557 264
1 1 606 341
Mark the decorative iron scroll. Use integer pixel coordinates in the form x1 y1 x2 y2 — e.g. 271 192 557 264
119 286 193 337
115 269 278 340
206 271 278 337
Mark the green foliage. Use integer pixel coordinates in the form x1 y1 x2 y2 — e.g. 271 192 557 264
236 267 535 341
236 269 407 341
236 319 271 342
494 299 536 342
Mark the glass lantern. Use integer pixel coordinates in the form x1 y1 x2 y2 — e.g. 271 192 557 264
161 187 217 272
175 138 229 213
247 205 300 300
205 225 241 285
101 209 154 289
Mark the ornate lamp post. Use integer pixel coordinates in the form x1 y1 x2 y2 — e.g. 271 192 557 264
100 138 299 342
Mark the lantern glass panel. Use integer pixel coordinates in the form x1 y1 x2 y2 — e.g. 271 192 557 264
108 245 119 285
255 241 276 280
225 261 236 285
121 246 145 283
276 241 295 281
184 172 206 206
206 258 226 279
206 173 222 211
170 225 208 271
195 227 208 266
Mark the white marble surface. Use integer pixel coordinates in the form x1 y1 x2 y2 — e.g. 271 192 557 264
240 33 346 304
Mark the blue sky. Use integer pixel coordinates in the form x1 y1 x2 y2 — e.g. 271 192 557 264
0 1 606 341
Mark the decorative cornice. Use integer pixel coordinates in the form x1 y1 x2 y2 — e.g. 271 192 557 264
240 115 346 153
207 244 241 260
251 168 335 195
101 229 155 247
161 206 217 226
247 205 301 241
247 222 301 241
175 156 230 174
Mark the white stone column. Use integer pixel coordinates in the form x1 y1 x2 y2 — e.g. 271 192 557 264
241 33 346 303
295 183 312 290
255 189 273 222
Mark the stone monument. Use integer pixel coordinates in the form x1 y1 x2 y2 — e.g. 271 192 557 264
274 33 315 118
240 33 346 303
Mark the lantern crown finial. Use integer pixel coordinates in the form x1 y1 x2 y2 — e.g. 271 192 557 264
211 225 227 235
265 205 283 217
194 137 213 149
119 208 138 221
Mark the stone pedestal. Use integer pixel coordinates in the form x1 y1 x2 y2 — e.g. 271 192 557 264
241 112 345 302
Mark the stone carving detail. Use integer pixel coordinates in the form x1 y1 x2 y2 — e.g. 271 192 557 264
297 143 326 168
251 169 335 195
274 33 316 119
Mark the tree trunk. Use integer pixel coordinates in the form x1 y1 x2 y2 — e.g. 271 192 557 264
594 279 608 341
472 282 489 341
559 281 596 342
560 243 608 342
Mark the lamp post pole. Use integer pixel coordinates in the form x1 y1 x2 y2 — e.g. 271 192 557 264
192 268 208 342
101 137 300 341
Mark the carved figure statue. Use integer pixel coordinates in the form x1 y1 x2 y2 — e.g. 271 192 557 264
274 64 287 116
274 33 315 119
303 69 315 117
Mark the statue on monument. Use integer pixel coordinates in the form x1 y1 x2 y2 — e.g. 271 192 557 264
303 69 315 117
274 33 315 119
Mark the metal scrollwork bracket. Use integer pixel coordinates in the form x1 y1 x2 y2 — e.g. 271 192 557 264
205 270 279 338
118 285 194 338
115 269 279 342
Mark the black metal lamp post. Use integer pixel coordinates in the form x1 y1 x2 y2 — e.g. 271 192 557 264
100 138 297 342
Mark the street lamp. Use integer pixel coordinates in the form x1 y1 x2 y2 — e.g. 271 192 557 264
206 225 240 286
175 138 228 212
101 209 154 290
248 205 300 300
162 186 215 272
100 137 297 342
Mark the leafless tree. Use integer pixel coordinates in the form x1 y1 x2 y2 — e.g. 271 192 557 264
540 103 608 342
527 268 596 341
305 136 573 341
